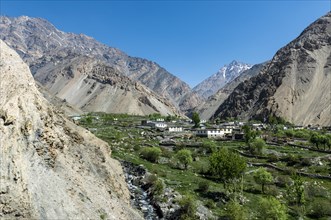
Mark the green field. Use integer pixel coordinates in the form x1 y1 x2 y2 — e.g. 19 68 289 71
80 113 331 219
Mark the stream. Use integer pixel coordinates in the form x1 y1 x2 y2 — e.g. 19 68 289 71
121 161 159 220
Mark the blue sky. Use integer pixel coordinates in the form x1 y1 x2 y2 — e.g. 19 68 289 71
1 1 330 87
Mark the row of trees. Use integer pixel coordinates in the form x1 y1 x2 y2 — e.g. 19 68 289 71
310 133 331 150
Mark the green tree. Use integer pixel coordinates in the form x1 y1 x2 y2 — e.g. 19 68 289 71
140 147 162 163
257 196 287 220
287 175 305 206
243 125 258 146
253 168 273 194
326 134 331 150
209 148 246 190
310 133 321 149
250 138 265 155
224 200 248 220
175 149 193 170
192 112 200 128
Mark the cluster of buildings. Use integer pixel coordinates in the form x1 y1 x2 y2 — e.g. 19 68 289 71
141 119 247 140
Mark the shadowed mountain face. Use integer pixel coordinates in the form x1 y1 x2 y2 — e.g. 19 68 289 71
193 60 252 99
0 40 142 219
0 15 203 114
213 12 331 126
197 62 267 120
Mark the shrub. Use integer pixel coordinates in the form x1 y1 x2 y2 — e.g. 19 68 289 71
161 148 173 158
257 196 287 220
224 200 247 220
133 145 141 152
249 138 265 155
152 179 164 196
198 180 210 193
308 199 331 218
267 154 279 163
140 147 162 163
275 175 292 188
205 199 216 209
179 195 198 220
175 149 193 170
202 140 217 154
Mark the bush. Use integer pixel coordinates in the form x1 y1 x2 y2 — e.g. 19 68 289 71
224 200 247 220
133 145 141 152
249 138 265 155
275 175 292 188
151 179 164 196
308 199 331 218
140 147 162 163
161 148 173 158
205 199 216 209
179 195 198 220
267 154 279 163
198 180 210 193
257 196 287 220
175 149 193 170
202 140 217 154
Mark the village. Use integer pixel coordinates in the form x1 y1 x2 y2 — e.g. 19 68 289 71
75 112 331 219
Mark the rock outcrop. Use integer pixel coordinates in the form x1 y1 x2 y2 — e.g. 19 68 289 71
213 12 331 126
0 40 142 219
0 15 203 113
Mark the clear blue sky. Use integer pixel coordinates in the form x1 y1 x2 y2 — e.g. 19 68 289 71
1 1 330 87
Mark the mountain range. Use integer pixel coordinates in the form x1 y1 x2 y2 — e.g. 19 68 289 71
1 12 330 126
212 12 331 126
197 62 267 120
0 15 202 115
193 60 252 99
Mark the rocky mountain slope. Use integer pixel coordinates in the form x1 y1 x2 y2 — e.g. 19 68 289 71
35 81 83 116
0 15 202 113
32 54 182 116
197 62 267 120
213 12 331 126
0 40 142 219
193 60 252 99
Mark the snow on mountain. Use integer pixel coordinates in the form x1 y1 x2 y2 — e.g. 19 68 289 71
193 60 252 99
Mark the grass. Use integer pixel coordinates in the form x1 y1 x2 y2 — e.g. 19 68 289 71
81 113 331 219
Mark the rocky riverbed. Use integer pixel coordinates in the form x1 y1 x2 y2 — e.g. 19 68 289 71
121 161 159 219
121 160 216 220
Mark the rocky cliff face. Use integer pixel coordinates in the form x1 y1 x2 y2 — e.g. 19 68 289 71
193 60 252 99
197 62 266 120
213 12 331 126
0 15 202 113
0 40 142 219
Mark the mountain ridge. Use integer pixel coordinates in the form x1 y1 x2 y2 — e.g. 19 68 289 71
193 60 252 99
0 15 203 114
197 62 267 120
213 12 331 126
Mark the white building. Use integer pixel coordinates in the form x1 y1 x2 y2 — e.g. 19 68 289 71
156 118 165 122
196 129 225 138
141 120 167 128
168 127 183 132
221 128 233 134
154 122 167 128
